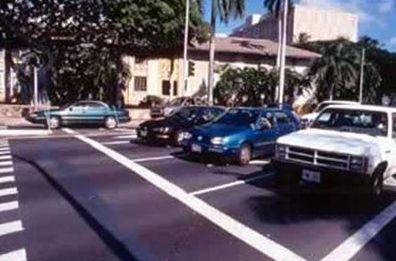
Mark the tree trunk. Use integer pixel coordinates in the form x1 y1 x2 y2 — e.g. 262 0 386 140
4 49 12 103
207 0 216 106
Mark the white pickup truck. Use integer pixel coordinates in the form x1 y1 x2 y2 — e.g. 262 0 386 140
274 104 396 196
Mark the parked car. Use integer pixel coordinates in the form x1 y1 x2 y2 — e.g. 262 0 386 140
26 100 130 129
300 100 359 128
137 106 225 145
274 104 396 197
150 96 205 118
180 107 300 165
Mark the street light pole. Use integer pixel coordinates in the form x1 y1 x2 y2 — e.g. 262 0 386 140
182 0 190 96
34 66 38 111
359 48 365 104
278 0 288 105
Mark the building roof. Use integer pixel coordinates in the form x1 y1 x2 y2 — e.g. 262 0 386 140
191 37 320 60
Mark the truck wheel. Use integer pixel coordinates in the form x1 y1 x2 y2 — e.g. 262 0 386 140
369 167 384 198
238 143 252 165
105 116 117 129
48 116 61 129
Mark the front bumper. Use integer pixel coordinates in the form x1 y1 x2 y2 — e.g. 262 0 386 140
137 128 173 143
25 115 46 124
181 140 239 158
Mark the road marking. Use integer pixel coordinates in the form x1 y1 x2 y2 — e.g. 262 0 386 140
0 147 9 151
0 161 12 167
0 129 51 136
63 128 306 261
0 145 9 148
0 176 15 184
0 220 23 237
0 167 14 174
0 151 10 155
133 155 175 163
190 172 274 196
102 141 132 145
321 200 396 261
0 249 27 261
0 201 19 212
250 159 271 165
112 135 137 139
0 187 18 197
0 155 11 160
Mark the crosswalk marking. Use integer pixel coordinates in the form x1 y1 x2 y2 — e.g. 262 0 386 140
0 147 9 151
0 201 19 212
0 187 18 197
0 167 14 174
0 249 27 261
0 151 10 156
0 155 11 160
0 176 15 184
112 135 137 139
102 141 132 145
0 220 23 237
0 161 12 167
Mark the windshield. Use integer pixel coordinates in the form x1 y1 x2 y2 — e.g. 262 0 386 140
168 97 186 106
167 107 199 121
214 109 259 126
311 108 389 136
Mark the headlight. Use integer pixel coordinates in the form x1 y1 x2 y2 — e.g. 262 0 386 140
211 137 224 145
276 144 287 158
349 156 367 172
153 127 171 133
181 132 192 140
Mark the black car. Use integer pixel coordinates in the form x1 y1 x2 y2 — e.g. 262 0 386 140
137 106 225 145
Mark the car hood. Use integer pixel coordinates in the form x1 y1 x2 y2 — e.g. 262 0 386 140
277 128 387 156
193 123 249 138
300 112 319 121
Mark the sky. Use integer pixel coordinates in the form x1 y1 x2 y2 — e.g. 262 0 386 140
203 0 396 51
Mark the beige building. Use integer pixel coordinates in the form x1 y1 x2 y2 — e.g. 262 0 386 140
231 4 358 43
0 49 5 102
123 37 320 106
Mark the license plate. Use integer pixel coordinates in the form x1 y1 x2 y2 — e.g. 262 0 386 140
140 130 147 137
302 169 321 183
191 144 202 153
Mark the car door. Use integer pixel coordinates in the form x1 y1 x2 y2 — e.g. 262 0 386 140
84 102 108 124
387 113 396 177
63 102 86 125
275 111 297 136
253 112 278 157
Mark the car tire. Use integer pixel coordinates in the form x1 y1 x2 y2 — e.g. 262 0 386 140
369 166 385 198
105 116 117 129
48 116 61 129
237 143 252 166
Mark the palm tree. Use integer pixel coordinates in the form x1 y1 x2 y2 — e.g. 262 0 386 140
309 39 360 101
207 0 245 105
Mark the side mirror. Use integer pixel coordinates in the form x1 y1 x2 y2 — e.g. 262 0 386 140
257 119 272 130
69 107 73 111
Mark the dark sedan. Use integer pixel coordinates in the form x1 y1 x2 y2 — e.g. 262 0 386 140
137 106 225 146
26 100 130 129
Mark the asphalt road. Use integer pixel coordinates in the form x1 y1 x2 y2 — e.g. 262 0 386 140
2 127 396 260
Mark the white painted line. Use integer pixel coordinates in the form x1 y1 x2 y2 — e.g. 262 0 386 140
133 155 175 163
0 129 50 136
63 128 306 261
190 173 274 196
0 220 24 237
0 161 12 166
0 147 10 151
0 187 18 197
0 167 14 174
102 141 132 145
250 159 271 165
0 151 10 155
0 155 11 160
112 135 137 139
0 176 15 184
0 144 9 148
0 201 19 212
321 200 396 261
0 249 27 261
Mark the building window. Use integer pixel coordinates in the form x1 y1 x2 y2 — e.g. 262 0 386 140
173 81 178 96
135 57 145 64
134 76 147 91
162 80 171 95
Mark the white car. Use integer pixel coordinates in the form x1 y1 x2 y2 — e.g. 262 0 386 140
274 104 396 197
300 100 359 128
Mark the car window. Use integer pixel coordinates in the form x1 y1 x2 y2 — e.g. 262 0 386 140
275 112 291 124
392 113 396 139
85 102 107 110
215 109 260 126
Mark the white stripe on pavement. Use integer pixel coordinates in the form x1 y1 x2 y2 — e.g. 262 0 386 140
0 155 11 160
0 201 19 212
0 129 51 136
0 161 12 167
0 147 10 151
321 200 396 261
190 172 274 196
133 155 175 163
63 128 306 261
0 167 14 174
102 141 132 145
0 220 24 237
0 187 18 197
0 249 27 261
112 135 137 139
0 176 15 184
0 151 10 156
250 159 271 165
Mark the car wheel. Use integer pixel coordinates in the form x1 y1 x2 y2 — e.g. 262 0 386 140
48 116 61 129
369 168 384 198
238 143 252 165
105 116 117 129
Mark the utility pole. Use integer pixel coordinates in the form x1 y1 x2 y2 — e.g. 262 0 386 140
182 0 190 96
359 48 365 104
278 0 288 105
34 66 38 111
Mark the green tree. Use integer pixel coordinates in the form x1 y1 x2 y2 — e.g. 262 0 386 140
206 0 245 105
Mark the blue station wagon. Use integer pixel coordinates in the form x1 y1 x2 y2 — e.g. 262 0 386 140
181 107 300 165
